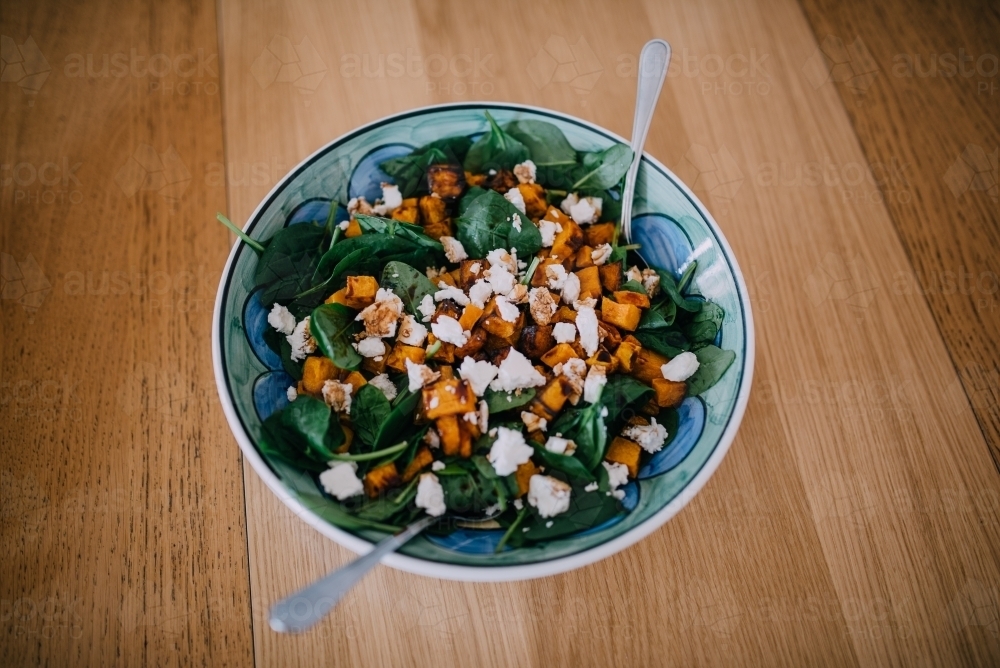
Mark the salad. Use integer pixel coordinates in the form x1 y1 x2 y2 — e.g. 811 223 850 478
220 111 734 550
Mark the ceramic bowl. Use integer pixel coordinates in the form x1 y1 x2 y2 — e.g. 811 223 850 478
212 102 754 581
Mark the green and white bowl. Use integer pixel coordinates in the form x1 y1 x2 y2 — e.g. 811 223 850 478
212 103 755 581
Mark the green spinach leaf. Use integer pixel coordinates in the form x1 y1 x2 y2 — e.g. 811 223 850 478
483 388 536 413
635 330 690 358
373 388 421 450
276 395 345 462
254 223 326 305
352 384 392 449
656 267 702 312
455 189 542 259
687 345 736 396
571 144 633 191
530 444 596 483
381 261 437 317
380 136 472 198
309 303 363 370
502 120 577 166
464 111 530 173
684 302 725 347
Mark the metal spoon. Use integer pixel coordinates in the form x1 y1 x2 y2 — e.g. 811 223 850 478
620 39 672 244
269 508 500 633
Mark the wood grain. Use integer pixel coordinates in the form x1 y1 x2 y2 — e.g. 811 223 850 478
215 0 1000 666
0 1 253 666
798 0 1000 470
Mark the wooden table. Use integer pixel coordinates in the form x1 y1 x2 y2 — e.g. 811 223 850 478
3 0 998 665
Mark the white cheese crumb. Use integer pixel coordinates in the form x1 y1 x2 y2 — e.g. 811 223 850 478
458 357 499 396
372 183 403 215
583 365 607 404
415 473 447 517
661 351 700 382
521 411 547 432
573 297 597 311
528 287 558 325
485 263 517 296
440 236 468 263
418 294 436 322
357 336 386 358
552 322 576 344
556 357 587 405
267 304 296 335
431 460 446 471
544 436 576 455
468 279 494 309
356 288 404 338
430 315 470 346
347 196 373 215
368 373 398 401
319 462 364 500
424 428 441 449
538 219 562 248
528 475 572 518
603 461 629 500
513 498 524 510
321 380 353 414
489 349 546 393
338 220 350 231
561 272 581 304
398 314 428 346
591 243 613 266
641 268 661 297
513 160 536 184
584 481 599 492
287 316 317 362
626 265 643 283
435 284 470 307
507 283 528 304
575 306 600 356
623 417 669 453
511 213 523 232
488 426 534 476
477 399 489 433
405 358 441 392
545 264 568 290
470 262 481 275
286 385 298 402
485 248 517 274
504 187 526 215
495 294 520 323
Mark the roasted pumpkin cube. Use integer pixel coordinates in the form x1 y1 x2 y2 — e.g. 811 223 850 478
614 339 641 373
391 197 420 224
344 218 363 238
640 398 661 416
585 222 616 247
575 244 595 269
425 334 456 363
362 356 388 375
551 220 584 261
431 299 462 324
652 378 687 408
344 275 379 309
605 437 642 478
597 320 622 351
302 356 339 394
424 378 476 419
530 377 572 420
325 287 349 305
542 205 570 225
458 259 489 290
465 171 487 187
540 343 580 368
553 305 577 323
437 414 461 456
457 418 474 457
599 262 623 292
427 164 466 200
601 297 641 331
435 271 458 288
454 326 487 358
515 460 541 497
586 349 618 373
481 306 525 345
386 342 426 372
613 290 651 309
438 365 454 380
575 266 602 301
402 447 435 483
342 371 367 395
530 258 565 288
485 169 517 194
418 195 452 239
631 347 670 384
520 324 555 360
517 183 548 220
459 304 485 331
363 462 401 498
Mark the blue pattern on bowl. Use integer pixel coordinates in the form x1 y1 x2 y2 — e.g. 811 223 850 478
639 398 705 479
244 290 282 370
253 370 295 421
349 144 413 202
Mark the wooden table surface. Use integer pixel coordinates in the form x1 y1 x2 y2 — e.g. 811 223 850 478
3 0 999 665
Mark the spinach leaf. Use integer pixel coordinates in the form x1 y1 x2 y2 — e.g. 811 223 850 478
684 302 725 347
381 261 437 317
352 384 392 449
530 444 596 483
356 484 420 522
260 412 328 472
536 163 577 191
458 185 487 215
502 120 577 166
309 303 363 370
656 267 702 312
572 144 633 191
379 136 472 198
687 345 736 396
464 111 530 173
263 326 304 380
599 375 654 427
455 189 542 259
635 330 690 358
355 214 443 251
521 481 622 541
637 299 677 331
549 394 607 472
483 388 536 413
619 279 647 294
312 227 442 287
254 223 326 305
272 395 345 463
373 388 421 450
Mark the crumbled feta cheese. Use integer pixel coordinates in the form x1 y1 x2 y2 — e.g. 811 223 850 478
626 265 643 283
431 460 446 471
495 294 520 322
357 336 386 358
286 385 298 402
528 475 572 518
504 187 526 215
319 462 364 500
575 306 600 356
561 272 581 304
603 461 629 500
487 426 534 476
622 417 669 453
415 473 447 517
459 356 499 396
584 481 599 492
488 169 497 175
560 193 602 224
347 196 373 215
267 304 296 335
641 268 661 297
418 294 436 322
552 322 576 344
287 316 317 361
556 357 587 404
521 411 547 432
591 243 613 266
661 351 700 382
485 263 517 296
538 219 562 247
513 160 536 184
398 314 428 346
485 248 517 274
511 213 523 232
490 349 546 393
424 428 441 449
430 315 469 346
405 358 441 392
477 399 489 432
583 365 607 403
426 266 447 281
368 373 398 401
356 288 404 338
338 220 350 231
513 498 524 510
560 192 579 215
528 287 558 325
507 283 528 304
372 183 403 215
322 380 353 413
440 236 468 263
573 297 598 311
434 284 470 306
544 436 576 455
545 264 568 290
467 279 494 309
470 262 481 275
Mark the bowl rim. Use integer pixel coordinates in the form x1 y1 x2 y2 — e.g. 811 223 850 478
212 101 756 582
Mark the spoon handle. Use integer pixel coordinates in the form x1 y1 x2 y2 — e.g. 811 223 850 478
269 515 437 633
621 39 672 244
